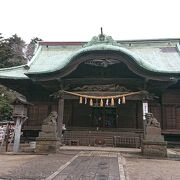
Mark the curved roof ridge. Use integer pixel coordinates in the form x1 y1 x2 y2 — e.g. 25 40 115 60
38 38 180 46
0 64 27 71
59 44 172 74
67 44 143 68
27 44 42 67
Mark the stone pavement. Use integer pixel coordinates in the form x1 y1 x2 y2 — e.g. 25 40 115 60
1 147 180 179
46 151 127 180
59 146 140 153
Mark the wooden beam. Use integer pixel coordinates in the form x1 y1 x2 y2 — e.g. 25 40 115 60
146 80 178 93
63 78 144 85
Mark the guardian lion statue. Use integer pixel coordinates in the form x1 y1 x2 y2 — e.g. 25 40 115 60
146 113 160 128
42 111 58 125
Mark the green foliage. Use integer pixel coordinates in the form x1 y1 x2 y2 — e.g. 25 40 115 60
0 34 13 68
0 85 15 102
0 85 15 121
5 34 26 67
0 97 12 121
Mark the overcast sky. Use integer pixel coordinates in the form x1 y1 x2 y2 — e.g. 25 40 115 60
1 0 180 43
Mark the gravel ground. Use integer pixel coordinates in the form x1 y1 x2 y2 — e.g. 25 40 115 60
0 151 79 179
0 154 38 178
126 157 180 180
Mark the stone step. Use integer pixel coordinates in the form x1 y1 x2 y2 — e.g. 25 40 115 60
20 146 35 152
20 143 30 147
20 142 36 152
167 149 180 158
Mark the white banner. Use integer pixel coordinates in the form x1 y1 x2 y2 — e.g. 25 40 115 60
143 102 148 120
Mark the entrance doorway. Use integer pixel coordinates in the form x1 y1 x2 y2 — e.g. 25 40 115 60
92 107 116 128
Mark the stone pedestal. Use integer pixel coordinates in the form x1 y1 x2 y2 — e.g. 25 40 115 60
35 124 61 153
141 126 167 157
141 140 167 157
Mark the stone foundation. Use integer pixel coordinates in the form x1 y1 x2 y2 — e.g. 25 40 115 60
35 137 61 153
141 140 167 157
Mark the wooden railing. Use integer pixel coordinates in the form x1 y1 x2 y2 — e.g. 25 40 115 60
62 130 142 148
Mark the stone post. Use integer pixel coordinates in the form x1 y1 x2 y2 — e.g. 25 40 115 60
13 115 27 153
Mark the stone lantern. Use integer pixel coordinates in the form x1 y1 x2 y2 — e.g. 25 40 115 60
11 95 31 153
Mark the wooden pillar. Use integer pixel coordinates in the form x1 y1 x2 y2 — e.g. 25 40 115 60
57 98 64 140
5 123 10 152
135 101 139 129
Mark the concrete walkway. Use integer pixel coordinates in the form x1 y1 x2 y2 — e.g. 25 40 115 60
46 151 127 180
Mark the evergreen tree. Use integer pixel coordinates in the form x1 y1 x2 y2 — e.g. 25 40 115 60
6 34 27 66
0 34 42 67
0 33 13 68
0 85 14 121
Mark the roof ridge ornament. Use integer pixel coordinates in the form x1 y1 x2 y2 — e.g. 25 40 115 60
99 27 105 41
84 27 120 47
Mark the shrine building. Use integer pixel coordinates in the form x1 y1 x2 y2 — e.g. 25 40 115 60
0 32 180 147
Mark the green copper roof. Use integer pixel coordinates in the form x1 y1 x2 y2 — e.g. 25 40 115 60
0 34 180 80
0 65 29 79
27 46 76 74
27 39 180 75
27 44 143 74
131 47 180 73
